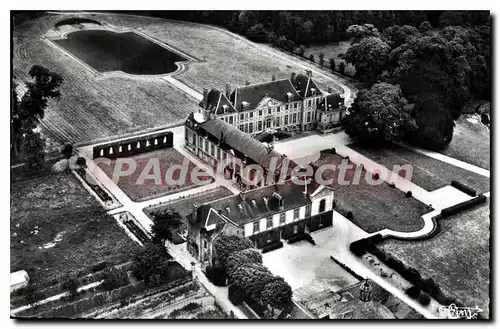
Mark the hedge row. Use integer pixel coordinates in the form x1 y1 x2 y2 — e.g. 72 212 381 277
349 234 383 256
329 256 363 281
451 180 477 196
206 266 227 286
440 195 487 217
262 241 284 254
287 233 315 245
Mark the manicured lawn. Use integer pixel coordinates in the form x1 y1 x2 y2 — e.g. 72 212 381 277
313 152 429 233
303 41 356 77
10 172 138 288
440 115 490 170
349 144 490 194
377 200 490 318
98 148 213 202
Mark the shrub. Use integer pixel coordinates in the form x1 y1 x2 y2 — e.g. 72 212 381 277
347 211 354 219
405 286 421 299
330 147 336 154
76 157 87 167
262 241 283 253
481 113 490 124
372 173 379 180
418 293 431 306
450 180 477 196
91 261 108 273
102 268 129 291
344 155 350 160
206 266 227 286
389 183 396 188
61 144 73 159
440 195 487 217
405 191 412 198
228 284 245 306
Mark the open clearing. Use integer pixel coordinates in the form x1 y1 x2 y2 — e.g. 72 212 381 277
10 171 138 288
377 201 490 318
97 148 213 202
313 151 428 233
14 13 347 145
440 115 490 170
349 144 490 194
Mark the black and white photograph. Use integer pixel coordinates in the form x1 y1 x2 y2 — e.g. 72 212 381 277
8 6 492 321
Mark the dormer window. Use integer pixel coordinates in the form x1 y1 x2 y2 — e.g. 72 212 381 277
286 92 293 102
225 207 231 214
237 204 244 212
263 196 269 206
242 101 249 110
311 88 316 96
222 104 229 113
251 200 257 207
273 192 284 208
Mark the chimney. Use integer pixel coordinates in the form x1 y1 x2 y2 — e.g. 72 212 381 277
192 203 199 222
225 84 231 98
202 88 208 108
271 75 276 81
306 69 312 77
291 72 297 86
327 86 332 93
359 279 372 302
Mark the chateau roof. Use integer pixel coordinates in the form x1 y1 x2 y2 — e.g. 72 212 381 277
317 93 343 112
199 89 237 114
196 179 316 226
292 73 323 98
230 79 301 112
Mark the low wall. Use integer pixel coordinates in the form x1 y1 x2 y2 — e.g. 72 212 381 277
92 131 173 159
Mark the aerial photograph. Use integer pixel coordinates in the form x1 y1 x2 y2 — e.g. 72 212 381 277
10 9 491 320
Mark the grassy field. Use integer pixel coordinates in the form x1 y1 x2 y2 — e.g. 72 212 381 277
10 171 138 288
313 152 428 233
440 115 490 170
14 13 347 145
303 41 356 77
349 144 490 194
378 200 490 318
98 148 213 202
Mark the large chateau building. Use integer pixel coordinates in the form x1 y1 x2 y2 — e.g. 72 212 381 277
197 71 347 135
187 179 335 265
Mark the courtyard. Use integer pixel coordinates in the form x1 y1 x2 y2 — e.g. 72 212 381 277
97 148 213 202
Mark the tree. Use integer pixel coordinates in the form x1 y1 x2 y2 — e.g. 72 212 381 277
11 65 63 159
132 243 171 286
61 144 73 159
338 61 347 75
226 248 262 276
419 21 433 33
329 58 336 71
261 277 293 311
102 268 129 291
346 24 380 44
318 52 325 67
343 82 417 145
23 284 40 306
62 276 79 300
297 45 305 57
151 209 183 244
213 235 254 267
246 23 269 43
309 54 315 62
382 25 420 48
343 36 391 84
24 132 46 169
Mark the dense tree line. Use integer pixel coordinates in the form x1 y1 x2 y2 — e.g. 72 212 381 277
342 13 490 149
214 235 292 313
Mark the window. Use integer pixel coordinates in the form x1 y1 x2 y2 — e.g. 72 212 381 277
267 232 272 242
258 121 263 131
293 208 299 220
267 218 273 229
259 110 263 116
217 148 221 160
293 113 297 123
280 213 286 225
277 107 281 113
293 225 298 234
307 112 311 122
239 124 244 131
284 115 289 125
250 112 254 118
210 144 215 156
294 103 298 109
204 140 209 152
229 116 234 124
240 113 244 120
267 108 271 115
285 104 289 110
276 117 280 127
253 221 260 234
305 205 311 217
319 199 326 213
249 122 253 133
